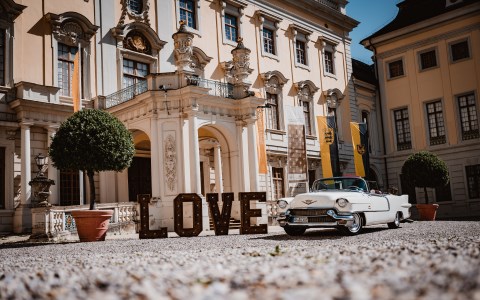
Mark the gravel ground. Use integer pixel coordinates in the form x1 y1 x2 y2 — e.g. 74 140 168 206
0 221 479 300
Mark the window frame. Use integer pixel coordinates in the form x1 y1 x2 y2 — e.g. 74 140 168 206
272 167 285 199
122 58 150 88
319 38 338 78
265 92 280 130
256 11 281 61
465 164 480 199
425 100 446 146
0 29 5 86
393 107 412 151
457 92 479 141
387 58 405 79
418 48 438 71
290 25 312 70
220 1 246 47
176 0 201 36
57 43 80 97
449 38 471 63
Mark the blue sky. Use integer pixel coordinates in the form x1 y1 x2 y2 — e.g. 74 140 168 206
347 0 400 64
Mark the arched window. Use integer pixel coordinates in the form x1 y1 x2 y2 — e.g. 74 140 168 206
294 80 319 135
261 71 289 131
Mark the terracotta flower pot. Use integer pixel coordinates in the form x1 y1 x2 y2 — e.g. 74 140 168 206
416 204 439 221
71 210 114 242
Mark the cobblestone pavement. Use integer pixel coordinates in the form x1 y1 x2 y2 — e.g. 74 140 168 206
1 221 479 300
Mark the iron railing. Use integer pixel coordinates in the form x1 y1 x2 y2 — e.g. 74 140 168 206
0 112 17 122
186 76 234 99
105 80 148 108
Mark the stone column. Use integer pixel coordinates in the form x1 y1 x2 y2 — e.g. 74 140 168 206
20 123 32 205
189 112 201 194
214 144 223 194
47 126 59 205
14 123 33 233
150 117 161 198
246 118 259 192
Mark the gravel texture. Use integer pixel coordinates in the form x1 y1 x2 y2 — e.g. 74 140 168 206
0 221 479 300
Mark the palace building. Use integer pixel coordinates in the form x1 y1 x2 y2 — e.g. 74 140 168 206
362 0 480 218
0 0 393 235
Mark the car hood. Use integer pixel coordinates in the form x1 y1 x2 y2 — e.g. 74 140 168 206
289 190 367 209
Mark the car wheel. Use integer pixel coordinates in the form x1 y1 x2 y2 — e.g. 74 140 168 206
284 226 306 236
340 213 363 235
388 212 401 229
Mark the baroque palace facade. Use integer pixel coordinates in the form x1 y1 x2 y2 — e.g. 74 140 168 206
362 0 480 218
0 0 389 234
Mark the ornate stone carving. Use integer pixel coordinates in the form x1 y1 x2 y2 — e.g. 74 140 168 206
118 0 151 27
45 12 99 47
123 30 151 54
324 88 344 109
164 134 177 192
230 38 253 83
294 80 319 102
260 70 289 95
172 21 194 72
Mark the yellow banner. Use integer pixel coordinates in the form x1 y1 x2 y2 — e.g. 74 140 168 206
350 122 365 177
256 108 268 174
317 116 333 178
72 51 80 112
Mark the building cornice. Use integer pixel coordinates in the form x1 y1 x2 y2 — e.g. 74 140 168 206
362 3 480 49
376 23 480 59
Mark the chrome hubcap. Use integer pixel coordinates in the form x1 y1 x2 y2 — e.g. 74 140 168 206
347 214 361 233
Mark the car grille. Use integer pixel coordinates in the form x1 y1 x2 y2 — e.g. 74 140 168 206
289 209 330 216
308 216 336 223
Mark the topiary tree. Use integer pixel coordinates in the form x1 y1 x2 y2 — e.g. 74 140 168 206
49 109 135 210
401 151 449 204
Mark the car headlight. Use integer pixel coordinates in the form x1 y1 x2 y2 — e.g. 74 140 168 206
277 200 288 209
336 198 349 208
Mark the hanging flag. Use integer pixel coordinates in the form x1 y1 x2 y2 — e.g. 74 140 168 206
72 49 81 112
350 122 370 178
317 115 341 178
256 108 268 174
287 106 308 196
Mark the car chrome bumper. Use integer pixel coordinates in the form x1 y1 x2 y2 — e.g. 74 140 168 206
278 209 354 227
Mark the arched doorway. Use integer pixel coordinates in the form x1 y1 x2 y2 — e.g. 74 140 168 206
128 130 152 201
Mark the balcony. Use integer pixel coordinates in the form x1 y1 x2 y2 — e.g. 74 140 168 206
105 80 148 109
186 76 234 99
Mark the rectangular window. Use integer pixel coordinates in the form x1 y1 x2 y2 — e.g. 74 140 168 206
466 165 480 199
179 0 196 29
426 101 446 145
262 27 275 55
57 43 79 97
301 100 311 135
60 170 80 206
420 50 437 70
0 30 5 86
324 50 334 74
296 40 306 65
272 167 284 199
122 59 149 88
388 59 404 78
265 93 279 130
451 40 470 62
458 93 479 140
224 14 237 42
394 108 412 150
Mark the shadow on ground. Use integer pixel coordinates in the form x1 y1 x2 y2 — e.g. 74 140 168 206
253 227 388 241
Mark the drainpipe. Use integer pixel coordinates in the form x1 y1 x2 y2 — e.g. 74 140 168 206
369 39 389 189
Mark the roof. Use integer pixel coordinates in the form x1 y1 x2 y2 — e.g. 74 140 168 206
361 0 478 43
352 59 377 86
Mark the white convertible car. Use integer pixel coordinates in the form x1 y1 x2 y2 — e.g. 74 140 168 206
276 177 411 236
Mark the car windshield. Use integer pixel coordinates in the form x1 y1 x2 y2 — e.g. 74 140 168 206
312 177 368 192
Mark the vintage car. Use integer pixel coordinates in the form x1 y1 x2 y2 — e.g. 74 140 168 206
276 177 411 236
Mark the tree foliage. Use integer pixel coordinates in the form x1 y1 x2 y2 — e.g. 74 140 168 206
49 109 134 173
401 151 449 203
49 109 135 209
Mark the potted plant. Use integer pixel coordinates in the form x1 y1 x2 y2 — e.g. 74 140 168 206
401 151 449 221
49 109 135 241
